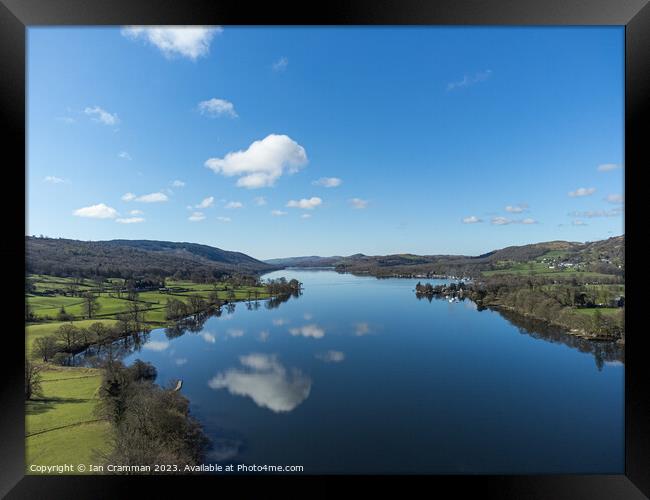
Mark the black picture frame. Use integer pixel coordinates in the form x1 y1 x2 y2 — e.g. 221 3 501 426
1 0 647 497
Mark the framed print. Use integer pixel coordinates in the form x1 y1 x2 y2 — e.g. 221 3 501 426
1 0 648 497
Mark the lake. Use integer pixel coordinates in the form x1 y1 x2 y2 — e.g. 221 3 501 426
107 269 625 473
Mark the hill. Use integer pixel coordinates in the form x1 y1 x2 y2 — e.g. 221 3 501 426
265 236 624 279
26 237 278 280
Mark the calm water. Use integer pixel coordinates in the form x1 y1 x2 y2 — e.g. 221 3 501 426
109 269 624 473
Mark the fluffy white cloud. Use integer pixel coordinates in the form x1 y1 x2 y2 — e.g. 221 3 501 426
447 69 492 91
289 324 325 339
196 196 214 208
208 353 311 413
121 26 222 60
315 350 345 363
84 106 119 125
491 216 511 225
225 201 243 209
198 98 238 118
143 340 169 351
271 210 287 216
121 192 136 201
129 209 143 215
349 198 368 209
312 177 342 188
272 57 288 72
227 328 244 338
188 211 206 222
217 216 231 223
462 216 482 224
301 213 312 219
597 163 622 172
205 134 308 188
568 208 623 218
606 194 624 204
73 203 118 219
505 204 528 213
521 218 537 224
171 180 185 188
118 151 132 160
136 192 168 203
44 176 66 184
116 217 145 224
287 197 322 210
201 332 216 343
572 220 588 226
254 196 267 206
568 187 596 197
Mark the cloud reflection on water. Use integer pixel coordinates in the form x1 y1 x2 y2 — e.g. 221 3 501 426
208 353 312 413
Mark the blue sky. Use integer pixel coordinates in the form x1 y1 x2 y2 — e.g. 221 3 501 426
27 26 624 260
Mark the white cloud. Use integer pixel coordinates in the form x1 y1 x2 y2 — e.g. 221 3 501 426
171 180 185 188
129 209 143 215
217 216 231 223
136 192 168 203
198 98 238 118
116 217 145 224
355 322 370 336
121 26 222 60
491 216 511 225
572 220 588 226
118 151 132 160
462 216 482 224
44 176 66 184
315 350 345 363
289 324 325 339
227 328 244 338
312 177 342 188
208 353 311 413
258 331 270 342
225 201 243 209
447 69 492 91
272 318 288 326
201 332 216 343
143 340 169 351
84 106 119 126
73 203 118 219
505 204 528 213
568 208 623 218
188 211 206 222
272 56 288 72
606 194 624 204
121 192 136 201
196 196 214 208
597 163 622 172
254 196 267 206
568 187 596 197
205 134 308 188
349 198 368 209
287 197 322 210
301 214 312 219
492 216 538 225
271 210 287 216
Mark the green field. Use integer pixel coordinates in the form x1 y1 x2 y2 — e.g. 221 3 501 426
25 365 111 474
25 274 275 472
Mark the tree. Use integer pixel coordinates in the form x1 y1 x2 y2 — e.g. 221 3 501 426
25 360 43 400
58 305 73 321
33 336 58 362
83 291 101 319
56 323 80 352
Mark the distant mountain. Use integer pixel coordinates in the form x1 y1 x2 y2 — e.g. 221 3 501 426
26 237 278 279
264 236 625 278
